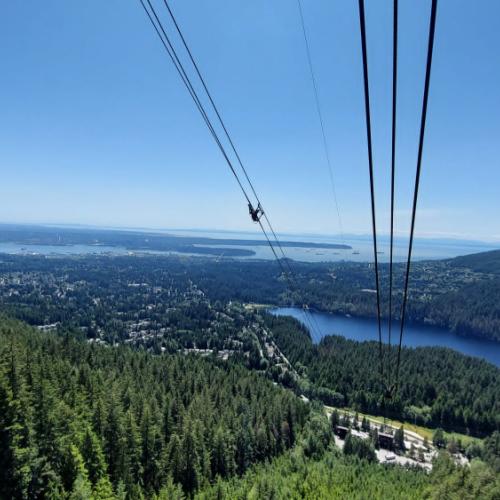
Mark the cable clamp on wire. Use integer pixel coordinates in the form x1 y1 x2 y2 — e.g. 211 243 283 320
248 202 264 222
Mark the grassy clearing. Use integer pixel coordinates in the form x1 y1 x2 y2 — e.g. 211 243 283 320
324 406 482 446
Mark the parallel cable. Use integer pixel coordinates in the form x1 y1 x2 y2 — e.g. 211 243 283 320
160 0 322 341
139 0 323 341
161 0 260 204
387 0 398 386
394 0 438 392
161 0 294 273
139 0 251 205
160 0 323 342
357 0 384 378
296 0 345 246
158 4 294 273
256 219 321 341
161 0 323 342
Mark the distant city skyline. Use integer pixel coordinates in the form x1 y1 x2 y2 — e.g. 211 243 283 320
1 0 499 242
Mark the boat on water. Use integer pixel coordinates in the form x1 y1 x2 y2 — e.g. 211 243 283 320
352 251 360 255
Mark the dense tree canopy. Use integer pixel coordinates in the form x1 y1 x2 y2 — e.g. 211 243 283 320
3 250 500 342
266 315 500 436
0 317 307 498
1 315 499 498
197 445 500 500
1 247 499 497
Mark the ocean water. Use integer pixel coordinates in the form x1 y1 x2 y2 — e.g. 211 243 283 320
168 230 498 263
0 228 497 263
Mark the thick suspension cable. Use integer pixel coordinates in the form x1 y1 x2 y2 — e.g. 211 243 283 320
388 0 398 385
160 0 318 338
256 218 322 341
161 0 292 274
394 0 438 392
161 0 259 202
139 0 251 205
358 0 384 378
159 0 322 341
139 0 322 341
296 0 345 246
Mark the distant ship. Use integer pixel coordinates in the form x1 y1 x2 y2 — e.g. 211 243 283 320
352 251 360 255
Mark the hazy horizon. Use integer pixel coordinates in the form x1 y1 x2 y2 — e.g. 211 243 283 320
1 220 500 247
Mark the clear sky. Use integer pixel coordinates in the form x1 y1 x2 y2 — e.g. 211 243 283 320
1 0 499 241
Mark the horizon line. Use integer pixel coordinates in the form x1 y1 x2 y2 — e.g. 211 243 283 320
1 220 499 246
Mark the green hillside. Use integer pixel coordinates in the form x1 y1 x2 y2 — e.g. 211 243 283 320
1 316 499 498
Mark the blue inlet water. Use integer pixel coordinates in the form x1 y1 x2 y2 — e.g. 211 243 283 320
270 307 500 367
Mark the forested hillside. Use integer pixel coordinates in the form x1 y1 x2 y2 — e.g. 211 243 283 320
193 251 500 342
1 251 500 497
0 317 307 498
198 447 500 500
266 315 500 436
451 250 500 273
1 316 499 498
2 251 500 342
198 448 429 499
1 252 499 438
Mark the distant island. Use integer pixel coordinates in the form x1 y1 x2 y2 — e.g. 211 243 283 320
0 224 351 257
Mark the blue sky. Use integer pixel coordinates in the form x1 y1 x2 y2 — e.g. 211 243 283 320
1 0 499 241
